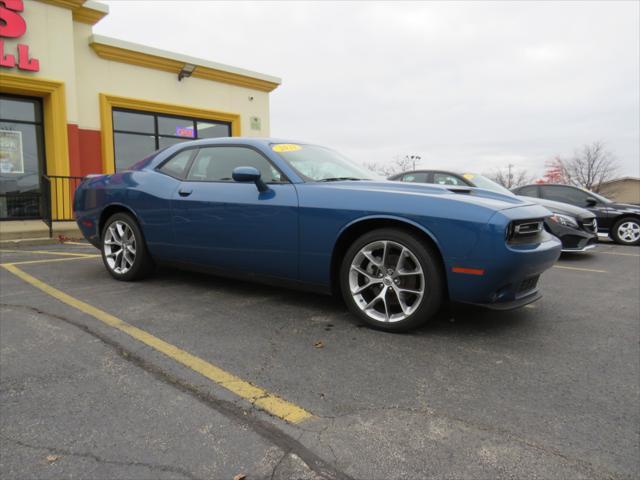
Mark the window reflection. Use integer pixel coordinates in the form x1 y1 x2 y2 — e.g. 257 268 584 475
114 133 156 171
0 95 45 219
112 109 232 170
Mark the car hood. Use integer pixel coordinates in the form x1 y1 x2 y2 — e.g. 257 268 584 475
316 180 537 211
517 196 595 220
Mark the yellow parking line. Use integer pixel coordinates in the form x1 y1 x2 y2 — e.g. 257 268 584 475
1 255 101 266
62 241 94 247
554 265 607 273
1 263 313 424
0 249 96 258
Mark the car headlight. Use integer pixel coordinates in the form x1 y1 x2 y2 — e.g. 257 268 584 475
549 213 579 228
506 219 545 244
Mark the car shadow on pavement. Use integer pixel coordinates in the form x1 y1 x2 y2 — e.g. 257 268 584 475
153 265 350 311
149 266 535 337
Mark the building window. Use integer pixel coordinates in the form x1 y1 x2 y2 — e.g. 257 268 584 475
112 109 231 171
0 95 46 220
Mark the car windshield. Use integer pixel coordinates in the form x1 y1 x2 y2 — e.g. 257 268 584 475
462 173 515 196
272 143 381 182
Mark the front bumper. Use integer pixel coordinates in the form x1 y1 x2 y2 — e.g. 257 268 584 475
562 243 596 253
545 220 598 253
469 290 542 310
446 230 562 309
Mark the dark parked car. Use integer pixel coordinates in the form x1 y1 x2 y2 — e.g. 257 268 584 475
518 197 597 252
389 170 598 252
74 139 561 332
512 184 640 246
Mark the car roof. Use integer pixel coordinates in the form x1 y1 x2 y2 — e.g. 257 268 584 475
161 137 312 148
516 184 579 188
390 169 473 177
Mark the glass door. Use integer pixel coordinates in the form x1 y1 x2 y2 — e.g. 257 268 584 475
0 94 46 219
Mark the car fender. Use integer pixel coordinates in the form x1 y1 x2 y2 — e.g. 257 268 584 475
335 214 444 254
98 201 142 234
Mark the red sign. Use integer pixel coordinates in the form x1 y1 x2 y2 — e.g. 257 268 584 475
0 0 39 72
176 127 195 138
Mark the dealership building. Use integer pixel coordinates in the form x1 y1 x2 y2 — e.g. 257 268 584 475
0 0 280 228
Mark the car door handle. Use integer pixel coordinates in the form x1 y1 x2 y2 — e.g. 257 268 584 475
178 188 193 197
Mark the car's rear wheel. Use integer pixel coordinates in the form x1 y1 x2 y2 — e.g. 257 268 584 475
101 212 154 281
611 217 640 246
340 228 444 332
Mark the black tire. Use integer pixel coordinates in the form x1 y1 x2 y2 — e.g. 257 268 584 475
340 228 444 332
610 217 640 246
101 212 155 281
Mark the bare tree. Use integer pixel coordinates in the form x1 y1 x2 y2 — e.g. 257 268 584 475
561 142 618 192
363 154 422 177
487 164 532 189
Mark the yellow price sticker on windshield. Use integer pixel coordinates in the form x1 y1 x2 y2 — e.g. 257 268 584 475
272 144 302 153
462 173 476 180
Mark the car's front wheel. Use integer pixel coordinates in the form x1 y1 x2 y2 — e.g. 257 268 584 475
101 212 155 281
611 217 640 246
340 228 444 332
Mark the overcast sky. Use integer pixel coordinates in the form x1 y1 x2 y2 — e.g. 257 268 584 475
97 1 639 178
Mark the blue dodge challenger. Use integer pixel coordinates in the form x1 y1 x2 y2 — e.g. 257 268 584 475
74 138 561 331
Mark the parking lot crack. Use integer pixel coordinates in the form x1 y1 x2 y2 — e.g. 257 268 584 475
0 302 353 480
269 450 289 480
2 436 202 480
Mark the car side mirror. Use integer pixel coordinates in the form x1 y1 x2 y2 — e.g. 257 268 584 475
232 166 269 192
585 198 597 207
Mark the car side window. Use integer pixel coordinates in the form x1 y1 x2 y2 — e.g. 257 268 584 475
186 147 284 183
158 149 195 179
433 173 466 186
541 186 592 207
401 172 428 183
517 186 539 197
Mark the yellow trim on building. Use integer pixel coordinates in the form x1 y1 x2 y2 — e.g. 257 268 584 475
36 0 108 25
91 43 183 74
90 42 280 92
0 72 71 219
72 5 108 25
35 0 85 9
99 94 242 173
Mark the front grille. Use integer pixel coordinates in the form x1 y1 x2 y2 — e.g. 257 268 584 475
581 218 598 233
517 275 540 296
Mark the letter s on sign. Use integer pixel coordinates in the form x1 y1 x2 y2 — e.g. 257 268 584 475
0 0 26 39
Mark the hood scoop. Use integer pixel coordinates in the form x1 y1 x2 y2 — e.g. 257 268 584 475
446 186 473 194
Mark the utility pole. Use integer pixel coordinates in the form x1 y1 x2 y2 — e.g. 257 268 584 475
407 155 422 170
507 163 514 188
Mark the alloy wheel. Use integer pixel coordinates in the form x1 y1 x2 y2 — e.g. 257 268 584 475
349 240 425 322
617 221 640 244
104 220 137 274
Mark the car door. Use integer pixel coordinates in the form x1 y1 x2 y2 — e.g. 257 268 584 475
170 145 299 280
540 185 611 230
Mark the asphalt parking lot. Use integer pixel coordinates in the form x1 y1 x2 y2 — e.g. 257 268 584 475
1 241 638 480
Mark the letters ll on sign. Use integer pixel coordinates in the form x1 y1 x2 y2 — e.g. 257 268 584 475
0 0 40 72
